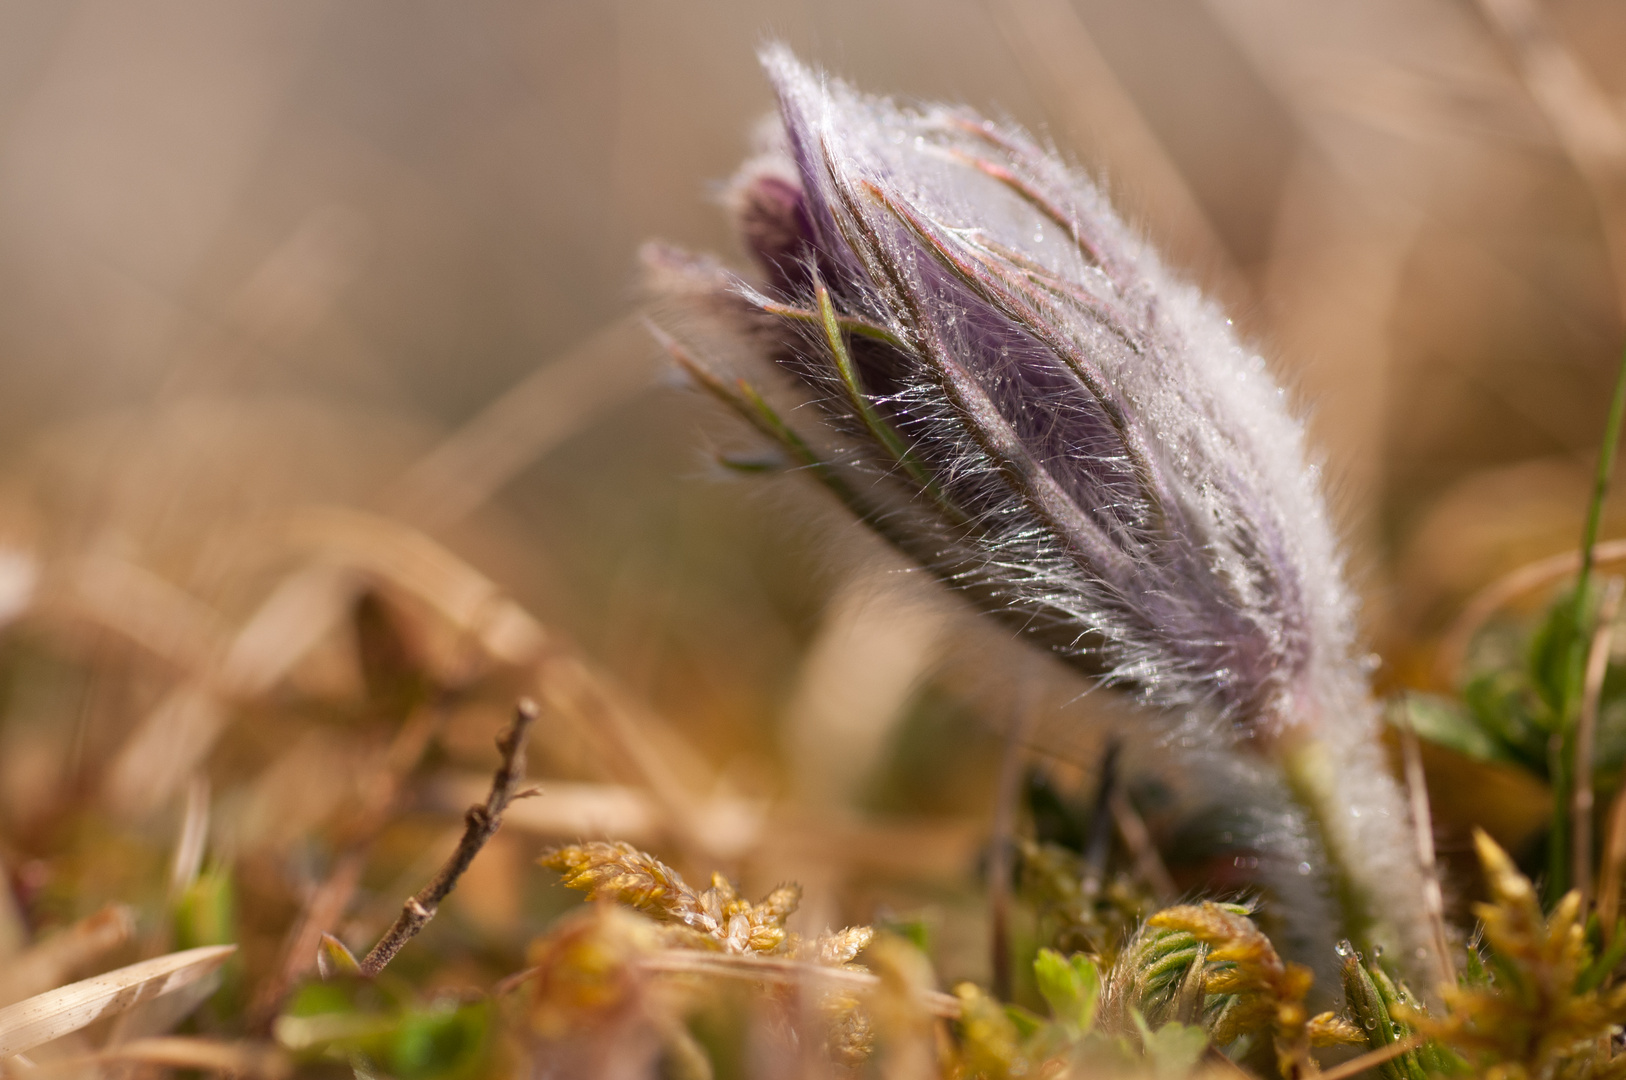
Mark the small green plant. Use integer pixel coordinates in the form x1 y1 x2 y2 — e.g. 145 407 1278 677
1396 347 1626 906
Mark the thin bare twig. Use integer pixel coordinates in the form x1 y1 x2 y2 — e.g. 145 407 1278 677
1396 709 1456 991
1574 576 1624 907
357 699 540 976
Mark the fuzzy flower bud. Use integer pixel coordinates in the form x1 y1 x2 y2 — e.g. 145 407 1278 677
649 48 1439 984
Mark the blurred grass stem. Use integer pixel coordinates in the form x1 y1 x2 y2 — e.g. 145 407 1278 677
1080 741 1121 900
1396 711 1454 989
1108 787 1175 904
1600 782 1626 938
1573 576 1624 908
1550 348 1626 904
986 696 1037 1001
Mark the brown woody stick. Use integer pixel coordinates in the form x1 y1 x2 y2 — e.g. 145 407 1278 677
357 698 539 976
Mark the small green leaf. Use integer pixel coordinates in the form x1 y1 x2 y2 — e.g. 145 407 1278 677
173 866 237 950
277 996 491 1080
317 933 362 981
1577 919 1626 993
386 1002 489 1080
1003 1002 1045 1040
1462 672 1549 772
1388 693 1520 767
877 914 932 954
1527 587 1594 717
1033 948 1100 1034
1131 1011 1207 1080
1462 945 1488 986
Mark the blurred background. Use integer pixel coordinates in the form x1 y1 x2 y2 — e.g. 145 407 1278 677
0 0 1623 1042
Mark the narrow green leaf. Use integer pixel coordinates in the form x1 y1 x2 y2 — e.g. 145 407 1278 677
1387 693 1520 767
814 281 961 519
1577 919 1626 993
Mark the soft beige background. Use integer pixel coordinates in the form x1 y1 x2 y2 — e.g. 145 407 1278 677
0 0 1621 675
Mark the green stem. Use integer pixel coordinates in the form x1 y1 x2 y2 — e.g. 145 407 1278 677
1549 343 1626 905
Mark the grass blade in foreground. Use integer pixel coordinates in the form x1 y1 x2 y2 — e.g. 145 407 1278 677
0 944 236 1057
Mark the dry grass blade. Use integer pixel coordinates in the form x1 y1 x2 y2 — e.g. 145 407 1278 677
1395 705 1455 993
636 949 962 1019
977 0 1249 306
65 554 229 675
168 776 210 899
247 851 362 1032
1314 1032 1426 1080
1108 787 1177 904
100 320 654 814
25 1036 290 1079
986 699 1035 1000
0 944 235 1057
242 681 441 1029
0 906 135 1010
284 505 550 668
1433 540 1626 686
287 506 725 856
379 317 658 530
1475 0 1626 352
1477 0 1626 177
107 562 361 814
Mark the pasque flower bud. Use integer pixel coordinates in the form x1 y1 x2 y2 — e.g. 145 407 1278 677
649 48 1439 986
